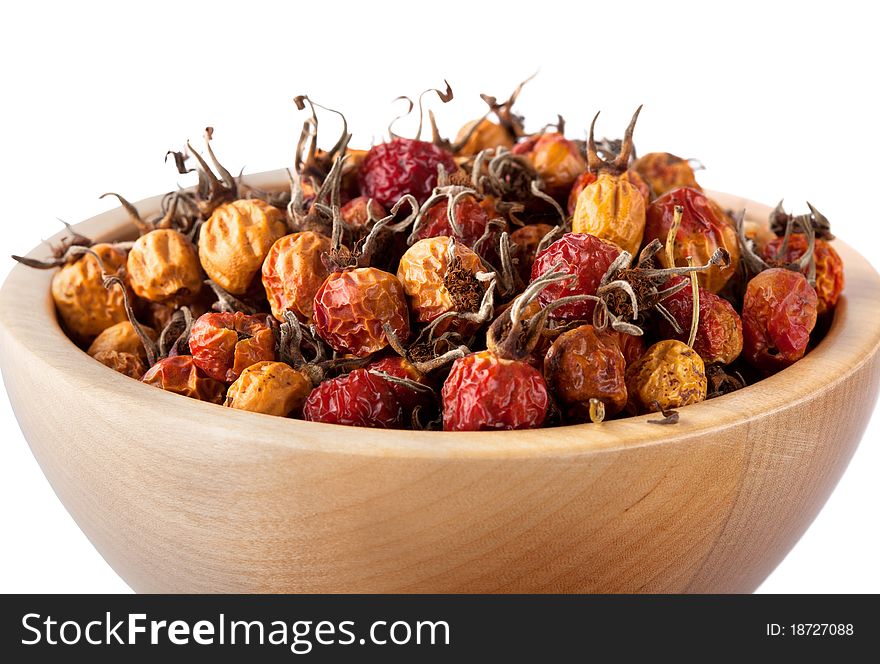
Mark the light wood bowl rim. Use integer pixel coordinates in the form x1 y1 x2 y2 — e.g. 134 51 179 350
2 170 879 460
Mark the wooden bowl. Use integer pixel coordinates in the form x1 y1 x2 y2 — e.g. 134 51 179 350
2 173 879 593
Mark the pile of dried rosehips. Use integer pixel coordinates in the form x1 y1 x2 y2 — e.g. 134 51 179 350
14 79 844 431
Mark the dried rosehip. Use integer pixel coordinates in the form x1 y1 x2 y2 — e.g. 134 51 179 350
572 109 646 255
602 328 645 366
510 223 554 282
544 324 628 420
567 170 649 216
312 267 410 357
512 132 586 198
188 311 276 382
199 198 288 294
442 350 549 431
87 320 157 362
340 196 387 237
367 356 435 418
50 243 128 342
455 118 515 156
655 276 743 365
530 233 623 321
359 138 458 208
127 229 202 304
397 237 486 329
742 268 818 374
632 152 701 197
411 190 500 252
225 361 312 417
91 350 147 379
141 355 225 403
762 234 844 315
644 187 740 293
625 339 707 414
262 231 331 323
302 368 404 428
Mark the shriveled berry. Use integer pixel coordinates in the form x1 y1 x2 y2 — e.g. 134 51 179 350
91 350 147 379
656 276 743 365
127 229 202 304
359 138 457 208
367 356 434 417
455 118 515 156
442 350 548 431
397 237 486 327
530 233 622 321
544 324 627 420
141 355 225 403
340 196 387 236
199 198 288 294
262 231 331 323
225 361 312 417
313 267 410 357
742 268 818 374
510 223 554 282
602 328 646 366
567 171 598 215
87 320 157 362
762 234 844 315
50 243 128 342
572 171 647 256
188 311 276 383
412 193 498 251
303 368 404 428
633 152 701 197
512 132 586 197
625 339 707 414
644 187 740 293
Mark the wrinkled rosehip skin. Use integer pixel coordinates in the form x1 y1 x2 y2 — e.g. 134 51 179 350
512 132 586 196
742 268 818 374
530 233 622 321
644 187 740 293
510 223 554 282
367 356 434 416
303 369 404 428
340 196 387 235
544 325 627 419
412 194 502 255
567 170 649 216
572 172 647 256
92 349 147 379
656 276 743 365
761 235 844 315
141 355 225 404
225 361 312 418
313 267 410 357
188 312 276 383
455 118 514 156
359 138 458 208
442 350 548 431
633 152 701 198
625 339 707 414
262 231 331 322
602 329 645 366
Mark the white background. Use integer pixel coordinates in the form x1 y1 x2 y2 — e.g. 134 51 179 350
0 1 877 593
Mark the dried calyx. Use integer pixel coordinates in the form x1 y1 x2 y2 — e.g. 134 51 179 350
204 279 258 314
738 207 816 283
469 147 538 216
706 364 746 398
277 311 368 386
389 81 454 143
293 95 352 184
167 127 240 219
11 226 121 269
99 191 197 237
587 106 642 176
101 273 159 366
770 200 833 240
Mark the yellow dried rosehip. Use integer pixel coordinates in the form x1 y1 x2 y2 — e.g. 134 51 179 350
50 243 128 342
455 118 515 156
572 172 646 256
633 152 701 198
199 199 288 294
87 321 157 361
262 231 331 322
625 339 707 414
225 361 312 417
91 350 146 379
127 229 202 304
397 237 486 326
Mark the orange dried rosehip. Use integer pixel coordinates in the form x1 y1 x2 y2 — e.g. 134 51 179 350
199 198 288 294
141 355 225 403
51 243 128 342
742 268 818 374
91 350 147 379
225 361 312 417
512 132 586 197
655 276 743 365
313 267 410 357
633 152 701 197
510 223 554 282
602 328 645 366
544 324 627 420
302 368 404 428
762 234 844 315
87 320 157 362
126 229 202 304
397 237 486 327
262 231 331 323
455 118 515 156
340 196 386 236
625 339 707 414
188 311 276 382
644 187 740 293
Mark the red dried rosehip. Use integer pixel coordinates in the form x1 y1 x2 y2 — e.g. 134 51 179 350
359 138 458 208
302 368 404 428
141 355 225 403
340 196 387 236
411 193 499 251
655 276 744 365
188 311 276 382
633 152 701 197
312 267 410 357
442 350 549 431
742 268 818 374
510 223 554 282
529 233 622 321
367 356 434 416
262 231 331 323
544 324 628 420
761 234 844 315
644 187 740 293
512 132 586 197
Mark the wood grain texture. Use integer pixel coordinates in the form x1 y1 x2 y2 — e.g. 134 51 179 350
1 173 879 593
